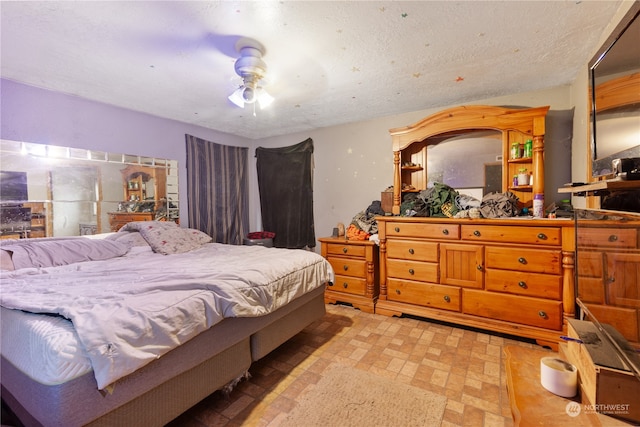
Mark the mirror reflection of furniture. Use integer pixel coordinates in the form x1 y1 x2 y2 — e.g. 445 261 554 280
0 139 180 237
575 209 640 349
22 202 49 238
572 209 640 424
559 4 640 207
389 105 549 215
121 164 166 206
108 164 170 232
589 3 640 181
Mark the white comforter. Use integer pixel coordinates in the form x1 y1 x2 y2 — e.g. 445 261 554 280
0 243 331 389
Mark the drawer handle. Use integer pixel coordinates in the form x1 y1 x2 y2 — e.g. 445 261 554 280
343 265 349 271
538 310 547 319
476 264 482 271
343 282 348 289
442 229 449 235
518 257 527 265
328 282 334 287
409 269 415 275
608 235 618 242
409 248 414 255
395 227 400 233
537 233 547 240
518 281 527 289
473 230 480 237
395 289 401 295
342 247 348 253
444 295 450 302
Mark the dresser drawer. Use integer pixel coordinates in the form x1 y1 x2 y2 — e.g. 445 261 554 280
462 289 562 330
386 240 438 262
485 247 562 275
387 259 438 282
327 256 366 278
485 269 562 300
385 222 459 239
327 275 367 296
577 277 605 304
387 279 460 311
461 225 561 246
31 217 45 227
577 251 604 278
325 242 366 258
578 227 637 249
108 213 154 222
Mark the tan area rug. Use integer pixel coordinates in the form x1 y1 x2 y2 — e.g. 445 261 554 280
280 364 447 427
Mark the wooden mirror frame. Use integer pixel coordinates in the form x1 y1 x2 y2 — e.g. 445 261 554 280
389 105 549 215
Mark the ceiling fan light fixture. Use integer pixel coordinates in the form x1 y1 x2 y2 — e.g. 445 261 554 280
257 89 274 109
228 87 246 108
228 38 273 111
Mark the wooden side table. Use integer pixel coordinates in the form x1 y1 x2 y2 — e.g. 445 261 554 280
319 237 379 313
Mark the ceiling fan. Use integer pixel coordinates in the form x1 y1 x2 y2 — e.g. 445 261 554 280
228 37 274 112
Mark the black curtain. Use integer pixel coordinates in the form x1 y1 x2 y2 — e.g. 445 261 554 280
255 138 315 249
185 134 249 245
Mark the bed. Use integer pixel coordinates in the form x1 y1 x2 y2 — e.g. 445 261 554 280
0 221 332 426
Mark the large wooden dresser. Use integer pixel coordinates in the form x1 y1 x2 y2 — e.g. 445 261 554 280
376 216 575 347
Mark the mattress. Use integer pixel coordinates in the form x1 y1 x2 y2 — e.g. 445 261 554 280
1 239 331 389
1 286 326 427
1 307 91 385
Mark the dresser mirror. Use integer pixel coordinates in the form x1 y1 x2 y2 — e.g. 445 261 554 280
589 4 640 178
426 130 502 200
390 105 548 215
0 139 179 238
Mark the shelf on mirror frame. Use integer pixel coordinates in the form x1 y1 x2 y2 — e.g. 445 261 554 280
401 166 424 171
507 157 533 163
509 185 533 191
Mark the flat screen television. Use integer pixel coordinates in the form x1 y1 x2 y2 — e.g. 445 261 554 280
0 170 28 204
589 5 640 178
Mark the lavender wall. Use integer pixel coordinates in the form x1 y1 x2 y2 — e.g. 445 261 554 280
0 78 252 226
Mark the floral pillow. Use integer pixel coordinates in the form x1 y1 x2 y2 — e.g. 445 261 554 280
119 221 210 255
185 228 213 245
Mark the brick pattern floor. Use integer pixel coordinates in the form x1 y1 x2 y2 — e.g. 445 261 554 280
168 303 542 427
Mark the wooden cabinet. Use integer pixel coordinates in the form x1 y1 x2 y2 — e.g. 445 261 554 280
377 216 575 347
107 212 154 232
576 214 640 346
319 237 379 313
389 105 549 215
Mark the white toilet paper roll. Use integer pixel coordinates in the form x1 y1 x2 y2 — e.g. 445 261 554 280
540 357 578 398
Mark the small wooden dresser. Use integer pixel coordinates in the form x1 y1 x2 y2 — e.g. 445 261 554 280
107 212 154 232
319 237 379 313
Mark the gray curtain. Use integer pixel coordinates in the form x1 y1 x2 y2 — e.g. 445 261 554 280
185 134 249 244
255 138 315 249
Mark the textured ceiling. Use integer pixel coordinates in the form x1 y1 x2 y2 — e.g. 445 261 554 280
0 1 624 139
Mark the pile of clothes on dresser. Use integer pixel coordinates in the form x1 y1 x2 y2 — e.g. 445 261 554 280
399 182 521 219
346 200 385 242
345 183 525 244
